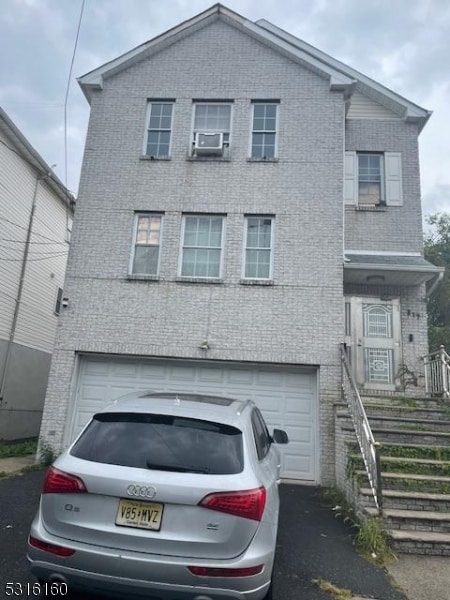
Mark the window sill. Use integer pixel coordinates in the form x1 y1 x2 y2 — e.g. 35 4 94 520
186 156 231 162
176 276 224 284
127 274 160 282
240 279 274 286
354 205 387 212
140 155 171 161
246 158 279 163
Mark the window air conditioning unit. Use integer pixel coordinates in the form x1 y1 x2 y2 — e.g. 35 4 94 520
194 132 224 155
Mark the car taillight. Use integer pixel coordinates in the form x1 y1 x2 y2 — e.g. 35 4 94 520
29 536 75 557
43 466 87 494
188 565 263 577
199 487 266 521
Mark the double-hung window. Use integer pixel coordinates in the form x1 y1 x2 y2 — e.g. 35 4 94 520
243 216 274 280
251 102 278 159
131 214 163 276
358 154 384 205
180 215 224 278
192 103 231 156
344 151 403 206
144 102 174 158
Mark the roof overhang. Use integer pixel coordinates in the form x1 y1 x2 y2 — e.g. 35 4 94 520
344 252 444 290
0 107 75 210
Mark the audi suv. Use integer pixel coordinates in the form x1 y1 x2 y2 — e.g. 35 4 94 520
28 392 289 599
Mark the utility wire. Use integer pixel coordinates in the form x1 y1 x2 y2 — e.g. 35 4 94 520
64 0 86 192
0 252 68 263
0 215 69 245
1 239 67 246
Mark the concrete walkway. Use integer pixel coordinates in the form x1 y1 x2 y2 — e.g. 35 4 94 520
0 454 36 474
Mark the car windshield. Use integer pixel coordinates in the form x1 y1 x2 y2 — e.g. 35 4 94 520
70 413 243 474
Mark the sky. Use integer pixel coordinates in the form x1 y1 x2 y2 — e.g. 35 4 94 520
1 0 449 221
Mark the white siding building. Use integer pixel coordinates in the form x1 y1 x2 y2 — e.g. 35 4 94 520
0 107 75 440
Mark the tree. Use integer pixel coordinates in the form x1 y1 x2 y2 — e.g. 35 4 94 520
424 212 450 351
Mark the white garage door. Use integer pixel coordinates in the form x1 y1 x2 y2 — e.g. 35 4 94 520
67 356 318 481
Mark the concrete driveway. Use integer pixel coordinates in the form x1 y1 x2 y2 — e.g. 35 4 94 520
0 469 406 599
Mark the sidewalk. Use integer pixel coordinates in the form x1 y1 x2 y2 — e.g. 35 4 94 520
386 555 450 600
0 454 36 475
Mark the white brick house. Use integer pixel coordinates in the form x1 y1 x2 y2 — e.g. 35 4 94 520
0 107 74 440
39 4 442 485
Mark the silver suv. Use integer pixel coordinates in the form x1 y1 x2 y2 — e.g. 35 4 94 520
28 392 289 599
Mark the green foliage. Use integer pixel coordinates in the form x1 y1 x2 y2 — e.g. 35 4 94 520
0 438 37 458
354 516 395 563
38 440 56 467
424 212 450 350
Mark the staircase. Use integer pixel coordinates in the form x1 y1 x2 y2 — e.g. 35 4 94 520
340 395 450 556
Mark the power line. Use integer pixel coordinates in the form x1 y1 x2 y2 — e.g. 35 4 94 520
0 215 68 245
0 252 68 263
64 0 86 192
1 239 67 246
0 288 61 321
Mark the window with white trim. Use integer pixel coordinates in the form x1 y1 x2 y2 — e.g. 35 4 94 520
243 216 274 279
131 214 163 275
192 103 231 156
344 151 403 206
251 103 278 159
180 215 224 278
144 102 173 157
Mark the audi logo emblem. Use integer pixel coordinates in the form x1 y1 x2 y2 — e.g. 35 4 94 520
127 484 156 499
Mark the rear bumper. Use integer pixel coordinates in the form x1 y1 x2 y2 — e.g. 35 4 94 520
28 517 275 600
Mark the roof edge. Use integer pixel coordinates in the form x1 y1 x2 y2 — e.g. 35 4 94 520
0 107 75 209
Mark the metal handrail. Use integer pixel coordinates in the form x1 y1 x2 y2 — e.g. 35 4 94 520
423 345 450 398
340 344 383 512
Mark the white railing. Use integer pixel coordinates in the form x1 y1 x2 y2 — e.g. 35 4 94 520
424 346 450 398
340 344 383 512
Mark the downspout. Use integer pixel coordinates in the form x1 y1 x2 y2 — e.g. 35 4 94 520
0 174 42 406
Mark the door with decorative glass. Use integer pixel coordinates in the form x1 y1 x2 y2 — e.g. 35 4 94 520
344 297 401 391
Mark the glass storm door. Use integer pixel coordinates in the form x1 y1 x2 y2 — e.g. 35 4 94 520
345 297 401 391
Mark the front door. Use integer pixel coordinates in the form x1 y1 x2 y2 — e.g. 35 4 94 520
345 297 402 391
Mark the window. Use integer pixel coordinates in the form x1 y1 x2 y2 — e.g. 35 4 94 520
251 103 278 159
251 408 271 461
131 214 162 276
144 102 173 157
71 413 243 474
358 154 383 205
344 151 403 206
192 103 231 155
180 215 224 278
54 287 63 315
243 216 274 279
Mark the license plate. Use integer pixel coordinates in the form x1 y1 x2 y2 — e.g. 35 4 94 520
116 499 163 531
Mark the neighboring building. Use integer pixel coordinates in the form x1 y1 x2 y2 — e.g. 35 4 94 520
39 4 442 485
0 107 75 440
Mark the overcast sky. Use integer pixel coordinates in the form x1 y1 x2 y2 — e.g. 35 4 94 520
1 0 449 220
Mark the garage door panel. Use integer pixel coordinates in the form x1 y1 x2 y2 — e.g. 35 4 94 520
70 358 318 481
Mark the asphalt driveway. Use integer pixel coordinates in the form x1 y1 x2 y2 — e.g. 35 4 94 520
0 470 406 599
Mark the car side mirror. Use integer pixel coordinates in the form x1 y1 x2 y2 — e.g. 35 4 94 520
272 429 289 444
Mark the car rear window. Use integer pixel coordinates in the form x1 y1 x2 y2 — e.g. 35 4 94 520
71 413 243 474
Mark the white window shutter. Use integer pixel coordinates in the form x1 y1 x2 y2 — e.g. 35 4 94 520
385 152 403 206
344 151 357 205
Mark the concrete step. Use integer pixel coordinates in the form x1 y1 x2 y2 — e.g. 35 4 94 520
360 396 447 410
362 403 450 422
379 509 450 535
370 427 450 446
360 487 450 512
351 454 450 478
378 471 450 494
388 529 450 555
367 415 450 433
347 440 450 462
